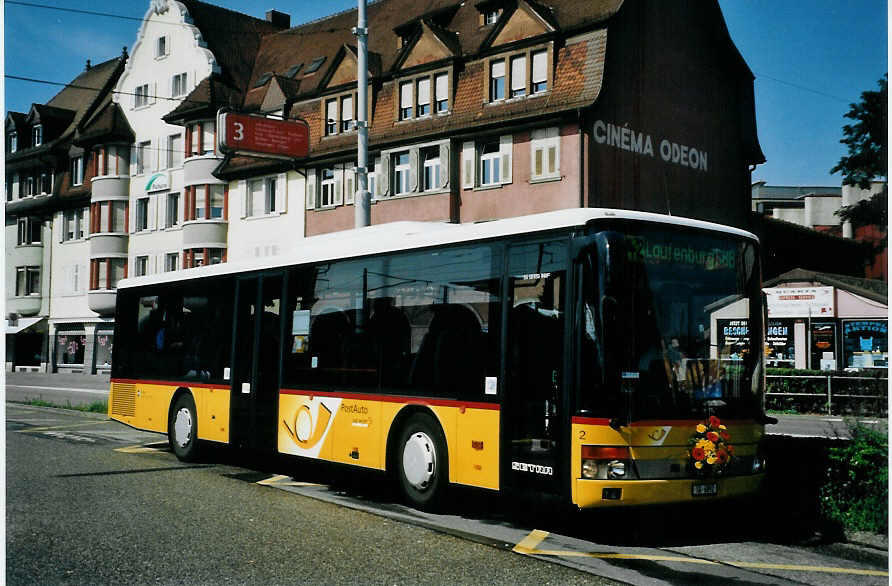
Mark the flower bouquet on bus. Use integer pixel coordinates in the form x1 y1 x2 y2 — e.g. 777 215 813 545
688 416 734 475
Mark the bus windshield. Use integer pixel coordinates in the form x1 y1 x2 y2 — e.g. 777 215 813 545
578 225 763 422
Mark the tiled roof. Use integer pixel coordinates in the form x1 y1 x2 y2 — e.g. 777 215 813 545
764 268 887 304
76 100 135 145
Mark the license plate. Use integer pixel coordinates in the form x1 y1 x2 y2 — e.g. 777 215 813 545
692 483 717 497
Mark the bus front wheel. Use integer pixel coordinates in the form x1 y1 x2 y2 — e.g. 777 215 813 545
169 393 200 462
396 413 448 510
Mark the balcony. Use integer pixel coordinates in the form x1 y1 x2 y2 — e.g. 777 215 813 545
10 244 44 267
88 290 117 316
183 155 225 187
91 175 130 201
89 233 128 257
8 295 42 316
182 219 227 249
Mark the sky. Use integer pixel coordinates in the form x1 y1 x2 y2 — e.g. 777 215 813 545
3 0 888 187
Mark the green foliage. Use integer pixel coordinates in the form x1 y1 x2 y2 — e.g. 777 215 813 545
23 399 107 414
831 75 887 189
820 424 888 533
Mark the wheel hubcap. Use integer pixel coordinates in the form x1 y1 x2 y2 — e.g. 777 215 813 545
402 431 436 491
173 407 193 448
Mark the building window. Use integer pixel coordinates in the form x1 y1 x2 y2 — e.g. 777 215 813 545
91 258 126 290
531 50 548 94
325 99 338 135
510 55 526 98
165 253 179 272
167 134 183 168
71 156 84 186
248 177 278 216
435 73 449 113
416 78 431 117
422 147 441 192
136 141 151 174
8 131 17 153
156 36 169 58
135 255 149 277
320 168 336 207
209 185 224 219
97 144 130 176
392 151 411 195
23 176 34 197
39 172 52 195
136 197 149 231
166 192 179 228
399 81 413 120
480 141 501 185
185 248 225 268
171 72 187 97
489 59 505 102
186 122 215 156
15 266 40 296
63 209 85 241
32 125 42 147
340 95 354 132
484 9 501 25
6 174 16 201
530 127 560 180
367 160 377 198
135 84 150 108
17 217 41 245
93 200 127 233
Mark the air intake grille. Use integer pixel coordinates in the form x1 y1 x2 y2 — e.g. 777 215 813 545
110 383 136 418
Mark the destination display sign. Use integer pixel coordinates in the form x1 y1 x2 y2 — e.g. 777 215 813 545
218 111 309 159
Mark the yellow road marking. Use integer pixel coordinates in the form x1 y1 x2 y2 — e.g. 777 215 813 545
513 530 550 554
19 420 109 433
518 547 888 577
116 444 167 454
256 474 321 487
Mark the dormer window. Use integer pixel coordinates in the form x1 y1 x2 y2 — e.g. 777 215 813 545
305 57 326 74
484 9 501 25
488 47 551 103
395 70 451 121
31 125 42 147
489 60 505 101
8 131 17 153
156 36 169 58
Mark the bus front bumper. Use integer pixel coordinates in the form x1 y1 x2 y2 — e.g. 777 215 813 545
574 473 766 509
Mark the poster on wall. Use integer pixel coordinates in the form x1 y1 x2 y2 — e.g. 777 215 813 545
843 320 888 369
810 322 837 371
715 319 794 365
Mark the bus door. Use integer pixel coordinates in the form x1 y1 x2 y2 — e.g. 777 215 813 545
503 240 567 497
230 273 284 451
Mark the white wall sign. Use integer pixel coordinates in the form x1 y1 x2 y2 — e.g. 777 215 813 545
765 286 835 318
592 119 709 172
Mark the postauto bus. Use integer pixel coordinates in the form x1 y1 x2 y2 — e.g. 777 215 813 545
109 209 769 510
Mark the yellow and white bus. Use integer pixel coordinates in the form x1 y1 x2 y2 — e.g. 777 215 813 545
109 208 769 510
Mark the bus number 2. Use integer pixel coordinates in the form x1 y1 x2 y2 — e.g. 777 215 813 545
578 430 586 440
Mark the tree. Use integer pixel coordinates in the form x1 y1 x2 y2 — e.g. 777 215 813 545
831 75 887 189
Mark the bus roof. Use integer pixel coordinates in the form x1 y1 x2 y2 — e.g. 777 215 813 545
118 208 759 290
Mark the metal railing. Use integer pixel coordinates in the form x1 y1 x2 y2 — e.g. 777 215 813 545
765 374 888 416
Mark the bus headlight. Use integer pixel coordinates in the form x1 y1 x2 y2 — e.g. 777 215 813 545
581 446 634 480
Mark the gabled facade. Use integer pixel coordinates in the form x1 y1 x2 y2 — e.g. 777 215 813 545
6 54 126 372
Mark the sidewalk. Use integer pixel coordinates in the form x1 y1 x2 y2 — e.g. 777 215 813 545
4 371 110 390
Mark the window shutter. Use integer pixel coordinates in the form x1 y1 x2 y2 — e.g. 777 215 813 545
462 141 475 189
151 82 157 105
439 143 450 188
345 166 355 205
499 135 512 184
511 55 526 92
548 127 560 175
277 173 287 213
379 153 390 196
334 168 344 206
240 181 249 218
409 148 419 193
373 157 383 199
305 169 317 210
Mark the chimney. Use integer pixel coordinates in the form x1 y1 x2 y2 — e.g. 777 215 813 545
85 59 92 71
266 9 290 28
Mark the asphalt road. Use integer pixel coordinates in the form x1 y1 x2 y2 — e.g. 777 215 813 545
6 404 888 585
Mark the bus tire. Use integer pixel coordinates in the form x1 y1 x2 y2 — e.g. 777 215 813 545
169 393 200 462
396 412 448 510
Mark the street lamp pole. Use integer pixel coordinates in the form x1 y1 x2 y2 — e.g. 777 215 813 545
353 0 371 228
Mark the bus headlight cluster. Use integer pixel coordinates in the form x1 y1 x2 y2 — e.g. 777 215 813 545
581 446 635 480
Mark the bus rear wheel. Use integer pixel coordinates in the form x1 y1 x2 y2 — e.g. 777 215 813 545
396 413 448 510
169 393 200 462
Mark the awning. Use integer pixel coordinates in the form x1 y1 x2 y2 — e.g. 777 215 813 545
5 317 46 335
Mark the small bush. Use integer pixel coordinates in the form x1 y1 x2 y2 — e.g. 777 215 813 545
820 424 888 534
